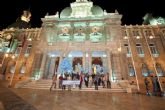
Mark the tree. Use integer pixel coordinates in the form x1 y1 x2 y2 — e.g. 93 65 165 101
58 57 73 74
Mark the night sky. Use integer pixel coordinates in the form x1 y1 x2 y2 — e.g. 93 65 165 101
0 0 164 30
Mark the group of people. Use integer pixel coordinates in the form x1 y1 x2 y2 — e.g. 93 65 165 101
83 74 111 90
144 76 161 96
50 73 111 91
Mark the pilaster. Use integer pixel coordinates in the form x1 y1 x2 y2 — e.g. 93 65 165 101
39 52 47 79
107 51 112 81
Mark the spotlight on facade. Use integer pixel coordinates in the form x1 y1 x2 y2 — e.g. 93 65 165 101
11 55 15 59
51 54 55 57
124 36 128 39
149 36 154 39
68 54 72 58
136 36 140 39
118 47 121 52
85 53 88 57
103 54 107 57
28 38 32 41
5 53 9 57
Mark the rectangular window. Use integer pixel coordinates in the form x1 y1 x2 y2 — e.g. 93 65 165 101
128 64 135 77
124 31 127 36
149 43 159 57
15 43 22 55
156 64 164 77
162 30 165 39
124 44 131 57
132 30 140 37
136 43 144 57
145 30 152 36
136 31 140 36
132 31 136 36
25 44 32 57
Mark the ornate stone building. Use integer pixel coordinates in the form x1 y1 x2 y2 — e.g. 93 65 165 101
0 0 165 94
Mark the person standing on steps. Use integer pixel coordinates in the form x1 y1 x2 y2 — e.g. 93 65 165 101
50 74 57 92
79 74 83 90
106 73 111 89
59 74 63 89
94 75 99 90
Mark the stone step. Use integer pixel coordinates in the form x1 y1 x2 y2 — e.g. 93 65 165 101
20 86 126 92
22 83 122 89
19 79 126 92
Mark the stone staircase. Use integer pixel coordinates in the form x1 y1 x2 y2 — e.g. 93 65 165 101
117 80 138 93
17 79 127 92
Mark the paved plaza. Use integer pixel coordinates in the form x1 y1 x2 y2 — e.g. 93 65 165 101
0 83 165 110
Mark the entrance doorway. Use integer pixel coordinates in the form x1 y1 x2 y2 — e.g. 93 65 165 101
72 57 82 73
92 57 103 74
92 57 102 66
45 57 60 79
54 57 60 73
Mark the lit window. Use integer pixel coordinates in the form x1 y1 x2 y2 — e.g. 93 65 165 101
136 43 144 57
142 63 150 77
156 63 164 77
128 63 135 76
25 44 32 57
15 43 22 55
20 63 26 74
124 31 127 36
145 30 154 39
124 44 131 57
123 31 128 39
162 30 165 39
149 43 159 57
145 30 152 36
133 30 141 39
133 30 140 36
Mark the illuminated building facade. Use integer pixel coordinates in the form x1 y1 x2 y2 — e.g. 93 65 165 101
0 0 165 94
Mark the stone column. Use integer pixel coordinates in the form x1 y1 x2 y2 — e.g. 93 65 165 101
49 57 55 78
83 51 86 70
88 51 92 74
107 51 112 81
57 51 64 89
58 51 64 74
39 52 47 79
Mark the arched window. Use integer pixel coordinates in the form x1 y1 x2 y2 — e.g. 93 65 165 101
156 63 164 77
128 63 135 76
142 63 150 77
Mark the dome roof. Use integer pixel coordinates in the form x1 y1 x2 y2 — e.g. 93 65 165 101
60 7 72 18
91 5 104 16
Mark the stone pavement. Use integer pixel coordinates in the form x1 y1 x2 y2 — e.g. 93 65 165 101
0 83 165 110
0 83 37 110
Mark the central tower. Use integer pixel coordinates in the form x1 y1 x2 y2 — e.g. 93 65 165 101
70 0 93 18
